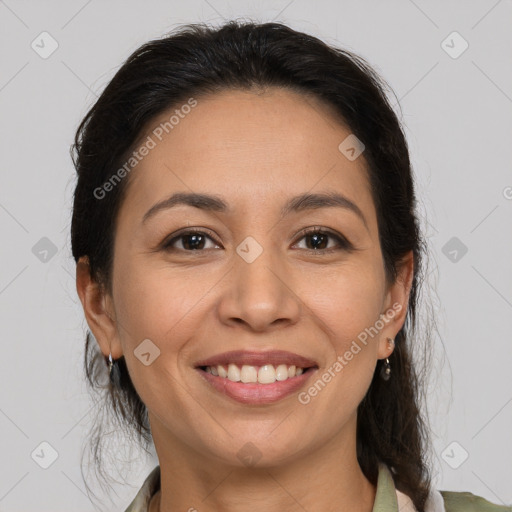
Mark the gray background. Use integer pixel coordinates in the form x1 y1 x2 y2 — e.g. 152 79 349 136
1 0 511 510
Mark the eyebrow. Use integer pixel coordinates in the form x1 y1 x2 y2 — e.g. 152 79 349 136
142 191 369 231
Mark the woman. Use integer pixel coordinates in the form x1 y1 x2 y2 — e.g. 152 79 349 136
71 21 509 512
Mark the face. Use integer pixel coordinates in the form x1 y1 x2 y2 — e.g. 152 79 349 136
78 87 412 468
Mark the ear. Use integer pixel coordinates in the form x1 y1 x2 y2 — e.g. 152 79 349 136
75 256 124 359
377 250 414 360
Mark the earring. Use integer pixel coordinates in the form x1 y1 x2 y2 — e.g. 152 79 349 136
107 352 121 386
380 337 394 381
380 358 391 381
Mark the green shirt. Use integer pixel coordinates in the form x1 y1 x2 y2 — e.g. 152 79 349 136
124 462 511 511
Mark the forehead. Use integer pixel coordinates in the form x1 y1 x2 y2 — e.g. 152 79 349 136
120 88 376 226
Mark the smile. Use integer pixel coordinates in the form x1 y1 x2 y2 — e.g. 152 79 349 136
202 363 305 383
196 365 318 404
194 349 319 404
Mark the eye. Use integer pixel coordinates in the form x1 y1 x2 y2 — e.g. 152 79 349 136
161 226 353 253
162 229 221 252
292 227 353 253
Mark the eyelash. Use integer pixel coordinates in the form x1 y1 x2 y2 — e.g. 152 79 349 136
161 226 353 254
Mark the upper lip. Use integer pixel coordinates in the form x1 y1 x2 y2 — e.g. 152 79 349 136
195 350 318 369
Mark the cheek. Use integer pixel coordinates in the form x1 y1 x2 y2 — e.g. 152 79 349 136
307 260 385 346
111 257 224 408
114 257 209 343
299 260 384 408
111 263 207 420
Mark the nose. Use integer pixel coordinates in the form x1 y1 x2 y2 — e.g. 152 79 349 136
217 244 301 333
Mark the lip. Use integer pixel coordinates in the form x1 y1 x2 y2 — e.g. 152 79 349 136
196 366 318 404
194 349 318 369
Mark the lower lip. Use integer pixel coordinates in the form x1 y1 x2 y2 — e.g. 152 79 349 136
196 368 317 404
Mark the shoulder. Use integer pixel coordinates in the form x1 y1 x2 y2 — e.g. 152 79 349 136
440 490 512 512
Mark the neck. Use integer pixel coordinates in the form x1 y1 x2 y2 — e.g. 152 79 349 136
148 415 377 512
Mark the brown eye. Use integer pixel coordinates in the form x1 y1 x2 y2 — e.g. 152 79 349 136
161 227 353 254
163 230 221 252
293 227 353 253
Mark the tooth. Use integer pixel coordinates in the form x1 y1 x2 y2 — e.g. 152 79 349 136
209 363 306 382
241 365 258 383
227 363 241 382
258 364 277 384
275 364 289 381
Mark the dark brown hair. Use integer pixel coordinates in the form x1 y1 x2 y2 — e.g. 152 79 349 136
71 20 436 510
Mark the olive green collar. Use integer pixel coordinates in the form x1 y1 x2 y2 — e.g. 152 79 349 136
373 462 399 511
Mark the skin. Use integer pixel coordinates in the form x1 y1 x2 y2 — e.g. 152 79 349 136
76 87 414 512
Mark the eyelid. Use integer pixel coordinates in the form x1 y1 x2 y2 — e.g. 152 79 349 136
161 227 222 251
161 225 355 254
292 226 353 252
